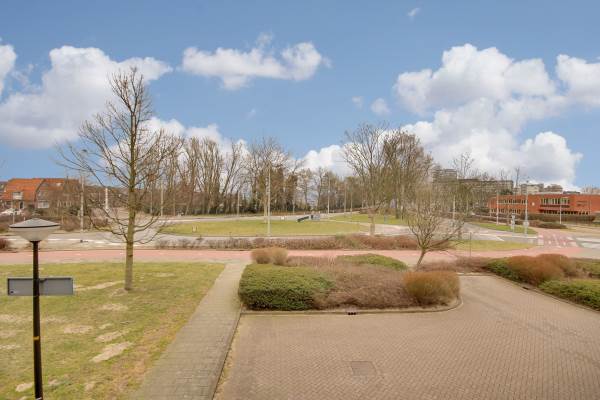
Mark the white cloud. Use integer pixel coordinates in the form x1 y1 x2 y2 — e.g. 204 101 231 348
0 43 17 95
393 44 587 186
301 144 350 175
370 98 390 115
351 96 363 109
408 7 420 19
181 35 328 89
556 54 600 107
0 45 171 148
394 43 556 114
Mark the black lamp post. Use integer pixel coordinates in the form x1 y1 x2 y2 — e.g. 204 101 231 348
9 218 59 400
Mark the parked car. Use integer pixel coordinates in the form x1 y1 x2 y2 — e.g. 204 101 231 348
0 208 22 216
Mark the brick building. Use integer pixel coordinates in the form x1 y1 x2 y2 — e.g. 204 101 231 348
488 193 600 217
0 178 79 211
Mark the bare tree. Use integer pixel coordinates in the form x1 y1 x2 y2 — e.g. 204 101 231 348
383 129 433 219
60 68 181 291
343 123 391 235
407 184 465 267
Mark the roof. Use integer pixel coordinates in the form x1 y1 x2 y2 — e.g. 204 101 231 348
0 178 74 202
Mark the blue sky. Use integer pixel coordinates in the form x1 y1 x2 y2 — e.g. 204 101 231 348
1 1 599 188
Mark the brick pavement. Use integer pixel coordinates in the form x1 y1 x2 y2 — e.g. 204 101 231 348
134 261 246 400
217 275 600 400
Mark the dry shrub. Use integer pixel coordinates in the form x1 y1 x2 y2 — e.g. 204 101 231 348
505 256 564 285
403 271 460 305
535 254 580 277
270 247 288 265
419 257 491 273
286 256 337 268
314 262 412 309
349 234 418 250
0 237 12 251
251 248 271 264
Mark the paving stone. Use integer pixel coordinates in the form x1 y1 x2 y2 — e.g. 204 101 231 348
217 275 600 400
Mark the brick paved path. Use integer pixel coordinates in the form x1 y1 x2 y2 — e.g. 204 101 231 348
217 275 600 400
134 261 246 400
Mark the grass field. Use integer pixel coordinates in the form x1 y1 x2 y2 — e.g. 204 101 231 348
330 213 407 225
0 262 223 399
161 219 368 237
471 221 537 235
451 239 535 251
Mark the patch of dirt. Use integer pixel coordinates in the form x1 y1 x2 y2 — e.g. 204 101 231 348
78 281 122 292
100 303 128 312
153 272 175 278
63 325 93 334
95 330 127 343
15 382 33 392
0 314 31 324
48 379 61 387
99 323 113 330
42 316 67 323
84 381 96 391
0 330 19 339
91 342 131 363
1 344 20 350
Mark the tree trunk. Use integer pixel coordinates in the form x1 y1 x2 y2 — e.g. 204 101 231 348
368 211 376 236
415 248 427 269
124 202 135 291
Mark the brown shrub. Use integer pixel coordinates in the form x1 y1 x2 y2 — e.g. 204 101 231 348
505 256 564 285
314 263 412 309
535 254 580 277
286 256 337 268
418 257 491 273
0 237 12 251
403 271 460 305
251 248 271 264
270 247 288 265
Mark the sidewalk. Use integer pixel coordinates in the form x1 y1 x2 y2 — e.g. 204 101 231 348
134 261 246 400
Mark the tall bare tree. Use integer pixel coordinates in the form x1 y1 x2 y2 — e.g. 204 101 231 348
343 123 391 235
60 68 181 290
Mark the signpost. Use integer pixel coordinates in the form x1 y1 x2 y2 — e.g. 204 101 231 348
8 277 74 296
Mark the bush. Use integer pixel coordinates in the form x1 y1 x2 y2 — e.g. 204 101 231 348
420 257 491 273
251 248 272 264
535 254 580 277
239 264 333 310
485 259 521 281
574 258 600 278
540 279 600 310
250 247 288 265
538 222 567 229
336 254 407 271
403 271 460 306
0 237 12 251
270 247 288 265
505 256 564 285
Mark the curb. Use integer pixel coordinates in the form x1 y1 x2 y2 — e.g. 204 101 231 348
240 297 462 316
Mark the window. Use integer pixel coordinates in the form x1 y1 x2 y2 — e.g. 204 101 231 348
37 200 50 209
12 191 23 200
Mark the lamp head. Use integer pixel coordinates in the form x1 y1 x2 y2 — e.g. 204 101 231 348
9 218 60 242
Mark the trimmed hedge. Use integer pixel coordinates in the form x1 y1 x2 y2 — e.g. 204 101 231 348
574 258 600 278
336 254 408 271
486 259 521 281
540 280 600 310
239 264 333 310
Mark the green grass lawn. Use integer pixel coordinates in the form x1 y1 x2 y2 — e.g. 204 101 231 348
0 262 223 399
451 239 535 251
471 221 537 235
162 219 368 237
330 213 407 225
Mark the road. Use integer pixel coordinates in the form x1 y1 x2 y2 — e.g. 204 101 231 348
216 275 600 400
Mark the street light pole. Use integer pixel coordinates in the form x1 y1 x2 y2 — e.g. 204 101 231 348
32 240 43 400
80 173 84 232
496 191 499 225
267 168 271 237
9 219 60 400
524 182 529 236
327 174 330 216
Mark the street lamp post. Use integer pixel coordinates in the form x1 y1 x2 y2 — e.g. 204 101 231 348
524 182 530 236
9 218 60 400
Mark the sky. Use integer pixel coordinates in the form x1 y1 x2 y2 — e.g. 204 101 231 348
1 1 600 189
